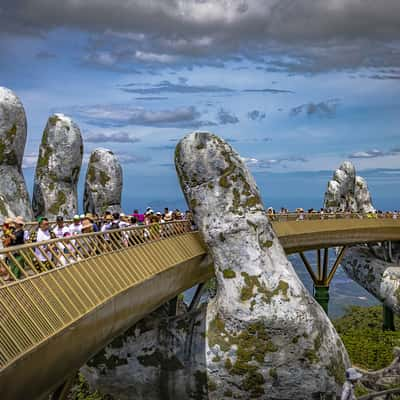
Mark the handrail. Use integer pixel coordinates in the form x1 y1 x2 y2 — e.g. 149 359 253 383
0 219 204 374
0 221 192 286
267 211 399 222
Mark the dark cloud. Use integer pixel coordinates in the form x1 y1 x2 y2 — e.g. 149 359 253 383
85 131 141 143
119 80 234 94
290 99 339 117
2 1 400 72
216 108 239 125
368 74 400 80
135 97 168 100
71 104 216 128
243 88 293 94
349 148 400 159
248 110 266 121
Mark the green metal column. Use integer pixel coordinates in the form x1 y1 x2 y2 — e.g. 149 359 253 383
383 304 395 331
314 286 330 314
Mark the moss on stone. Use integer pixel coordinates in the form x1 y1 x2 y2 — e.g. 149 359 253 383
242 370 265 397
208 182 214 190
99 170 110 186
218 150 236 189
244 194 261 208
190 198 198 209
48 191 67 215
219 232 225 242
6 123 17 140
269 367 278 379
212 355 221 362
240 272 289 303
48 115 61 126
87 165 96 183
0 197 8 216
327 352 346 384
37 127 53 171
207 378 217 392
196 143 205 150
259 239 273 248
222 268 236 279
225 357 232 370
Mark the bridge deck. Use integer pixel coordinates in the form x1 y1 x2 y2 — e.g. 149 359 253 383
271 218 400 253
0 216 399 399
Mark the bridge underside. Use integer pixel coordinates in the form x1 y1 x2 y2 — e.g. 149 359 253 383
0 233 212 400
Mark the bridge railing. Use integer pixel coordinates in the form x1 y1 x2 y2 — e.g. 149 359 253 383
0 220 192 286
267 211 398 222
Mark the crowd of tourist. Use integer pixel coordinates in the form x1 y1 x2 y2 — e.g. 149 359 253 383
266 207 399 221
1 205 399 282
0 207 193 281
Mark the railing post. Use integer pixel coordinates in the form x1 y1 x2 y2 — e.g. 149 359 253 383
314 285 330 314
383 304 395 331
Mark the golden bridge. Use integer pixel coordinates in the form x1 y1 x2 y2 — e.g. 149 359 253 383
0 215 399 399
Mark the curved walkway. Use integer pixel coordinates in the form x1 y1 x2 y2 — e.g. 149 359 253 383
0 216 399 399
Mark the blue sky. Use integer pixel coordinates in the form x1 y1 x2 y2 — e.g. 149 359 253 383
1 1 400 212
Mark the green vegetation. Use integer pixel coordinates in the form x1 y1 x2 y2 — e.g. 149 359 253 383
69 373 108 400
334 306 400 370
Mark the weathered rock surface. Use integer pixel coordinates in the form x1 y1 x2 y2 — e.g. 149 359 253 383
83 148 122 214
0 87 33 222
343 247 400 314
82 132 350 399
32 114 83 219
325 162 400 315
324 161 374 213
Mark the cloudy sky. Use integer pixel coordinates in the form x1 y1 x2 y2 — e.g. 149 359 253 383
1 0 400 211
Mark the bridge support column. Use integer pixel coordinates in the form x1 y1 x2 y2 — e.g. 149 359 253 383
299 246 347 315
314 286 330 314
383 305 395 331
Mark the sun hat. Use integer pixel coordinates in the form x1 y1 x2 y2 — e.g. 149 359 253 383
4 217 14 225
73 214 80 220
85 213 94 221
79 214 85 219
164 213 173 221
105 214 113 221
346 368 362 381
14 216 25 225
81 219 93 230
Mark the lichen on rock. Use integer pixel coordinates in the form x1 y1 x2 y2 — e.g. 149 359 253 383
82 132 350 399
324 162 400 315
0 87 33 222
324 161 374 213
32 113 83 219
83 148 122 214
175 132 350 399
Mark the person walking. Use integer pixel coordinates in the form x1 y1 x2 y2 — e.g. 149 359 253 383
341 368 362 400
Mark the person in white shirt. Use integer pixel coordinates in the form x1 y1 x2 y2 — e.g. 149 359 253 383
53 216 70 238
29 218 56 264
69 215 82 235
